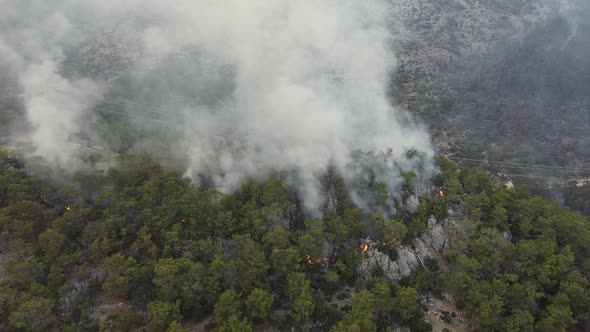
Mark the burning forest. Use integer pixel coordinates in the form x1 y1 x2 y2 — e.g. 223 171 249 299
1 1 590 332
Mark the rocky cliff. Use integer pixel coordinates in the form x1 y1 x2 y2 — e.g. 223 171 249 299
360 215 447 280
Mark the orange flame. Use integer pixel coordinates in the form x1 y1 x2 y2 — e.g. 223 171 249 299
64 205 72 212
306 254 332 265
439 188 446 198
362 243 369 252
382 239 397 247
181 218 187 224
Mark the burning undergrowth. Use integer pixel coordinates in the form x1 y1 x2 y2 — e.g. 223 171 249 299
1 0 436 214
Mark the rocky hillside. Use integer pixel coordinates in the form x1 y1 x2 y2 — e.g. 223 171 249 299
391 0 540 77
390 0 590 178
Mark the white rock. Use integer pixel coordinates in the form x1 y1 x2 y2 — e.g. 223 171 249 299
427 215 437 228
430 224 446 252
397 247 419 277
404 195 420 214
414 237 431 258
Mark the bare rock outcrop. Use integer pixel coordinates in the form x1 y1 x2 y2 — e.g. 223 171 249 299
404 195 420 214
359 215 448 280
425 215 447 252
360 245 421 280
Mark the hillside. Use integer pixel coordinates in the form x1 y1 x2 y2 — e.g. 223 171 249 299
1 1 590 331
391 0 590 175
1 150 589 331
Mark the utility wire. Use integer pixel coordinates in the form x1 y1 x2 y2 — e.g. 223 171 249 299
453 160 590 175
449 156 590 172
3 91 590 181
447 156 590 181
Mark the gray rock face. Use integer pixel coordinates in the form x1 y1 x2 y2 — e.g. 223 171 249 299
430 225 447 252
420 215 446 252
413 237 430 258
427 215 437 228
360 245 420 280
359 215 448 281
404 195 420 214
397 247 420 276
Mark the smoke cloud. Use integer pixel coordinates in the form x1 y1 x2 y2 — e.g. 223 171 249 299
1 0 435 211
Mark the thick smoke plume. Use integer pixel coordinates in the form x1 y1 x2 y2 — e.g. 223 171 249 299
1 0 435 211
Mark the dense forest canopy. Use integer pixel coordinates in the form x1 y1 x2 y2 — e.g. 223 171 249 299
0 150 589 331
1 1 590 331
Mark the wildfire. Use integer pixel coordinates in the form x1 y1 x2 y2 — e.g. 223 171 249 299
64 205 72 212
382 239 397 247
181 218 187 224
439 188 446 198
305 254 332 265
39 195 48 204
361 243 369 252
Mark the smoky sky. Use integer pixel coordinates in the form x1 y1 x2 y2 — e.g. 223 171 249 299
0 1 435 211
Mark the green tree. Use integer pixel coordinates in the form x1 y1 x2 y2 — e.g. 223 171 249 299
166 321 190 332
464 279 508 330
214 314 252 332
233 234 268 291
373 181 390 208
107 311 144 332
270 247 301 277
214 289 242 323
246 288 274 321
0 286 17 323
262 226 291 250
402 171 418 195
5 257 44 290
130 226 159 260
557 272 590 320
371 279 394 316
287 273 315 329
205 254 226 303
101 253 140 297
153 258 205 307
535 304 576 332
462 168 493 194
8 296 55 331
435 156 461 202
298 218 326 260
383 219 407 243
37 228 65 263
146 301 182 332
331 290 376 332
504 309 534 332
393 287 420 322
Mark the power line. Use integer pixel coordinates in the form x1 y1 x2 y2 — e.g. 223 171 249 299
504 174 580 182
454 160 590 175
3 91 590 179
452 163 590 178
449 156 590 172
447 156 590 181
0 91 190 124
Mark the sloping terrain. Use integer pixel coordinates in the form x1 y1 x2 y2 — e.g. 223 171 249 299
390 0 590 178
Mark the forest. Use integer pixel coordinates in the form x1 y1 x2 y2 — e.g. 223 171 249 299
0 149 589 331
2 1 590 331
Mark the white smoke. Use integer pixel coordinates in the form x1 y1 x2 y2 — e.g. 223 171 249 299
1 0 435 211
